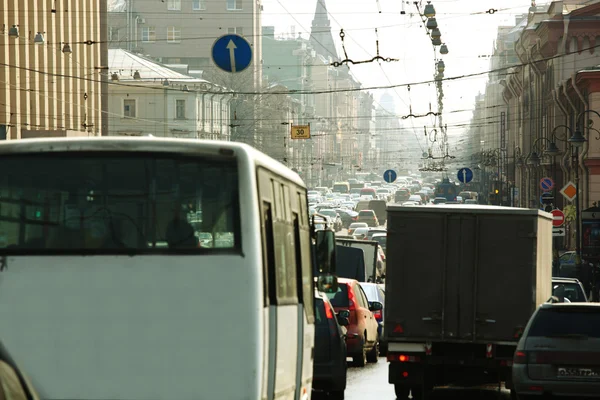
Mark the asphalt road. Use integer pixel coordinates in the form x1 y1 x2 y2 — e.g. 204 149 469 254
339 357 511 400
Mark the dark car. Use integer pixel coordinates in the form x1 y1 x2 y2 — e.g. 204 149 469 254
313 290 348 400
336 209 359 229
358 282 387 354
395 189 411 203
325 278 382 367
513 303 600 399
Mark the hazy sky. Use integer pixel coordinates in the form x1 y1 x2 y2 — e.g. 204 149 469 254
262 0 535 153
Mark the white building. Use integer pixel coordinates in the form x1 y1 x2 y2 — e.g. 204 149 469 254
108 49 232 139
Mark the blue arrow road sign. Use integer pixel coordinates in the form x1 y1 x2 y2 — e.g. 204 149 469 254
383 169 397 183
457 167 473 184
540 177 555 192
211 34 253 73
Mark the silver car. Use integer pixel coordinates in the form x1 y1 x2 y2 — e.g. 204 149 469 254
512 303 600 399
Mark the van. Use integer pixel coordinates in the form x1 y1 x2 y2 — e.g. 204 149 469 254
356 200 371 212
368 200 387 225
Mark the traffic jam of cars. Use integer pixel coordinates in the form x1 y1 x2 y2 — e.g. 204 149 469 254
309 175 599 400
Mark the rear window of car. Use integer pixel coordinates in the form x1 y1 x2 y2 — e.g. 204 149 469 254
359 210 374 216
553 282 586 302
528 307 600 338
325 284 349 307
359 283 379 301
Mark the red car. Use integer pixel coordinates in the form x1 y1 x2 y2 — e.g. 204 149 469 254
325 278 382 367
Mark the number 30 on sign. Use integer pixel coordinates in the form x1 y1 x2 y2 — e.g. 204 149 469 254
290 125 311 139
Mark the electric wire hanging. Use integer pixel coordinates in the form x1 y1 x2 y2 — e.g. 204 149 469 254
331 28 399 67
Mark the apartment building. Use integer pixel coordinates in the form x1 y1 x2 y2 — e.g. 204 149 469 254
0 0 108 139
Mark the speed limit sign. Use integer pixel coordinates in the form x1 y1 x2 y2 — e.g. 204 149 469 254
290 125 311 139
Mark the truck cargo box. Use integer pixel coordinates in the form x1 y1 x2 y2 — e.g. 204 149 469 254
385 205 552 344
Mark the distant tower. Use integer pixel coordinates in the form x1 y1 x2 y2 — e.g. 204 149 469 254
310 0 339 61
379 92 396 114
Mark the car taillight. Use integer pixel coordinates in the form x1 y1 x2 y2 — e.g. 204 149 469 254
513 351 527 364
348 287 357 311
324 302 334 319
373 309 382 320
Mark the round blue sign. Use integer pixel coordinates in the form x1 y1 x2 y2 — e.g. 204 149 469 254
383 169 397 183
211 34 253 73
457 167 473 184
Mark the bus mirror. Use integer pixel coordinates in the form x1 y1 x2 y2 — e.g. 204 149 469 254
317 274 338 294
316 229 336 275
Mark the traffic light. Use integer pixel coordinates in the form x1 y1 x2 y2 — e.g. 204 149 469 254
494 188 499 195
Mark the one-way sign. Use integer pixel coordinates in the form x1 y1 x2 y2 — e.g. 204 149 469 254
553 227 566 237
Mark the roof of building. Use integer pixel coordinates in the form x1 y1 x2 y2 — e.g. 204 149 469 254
108 49 212 85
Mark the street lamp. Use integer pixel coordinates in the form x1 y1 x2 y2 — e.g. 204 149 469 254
423 1 436 17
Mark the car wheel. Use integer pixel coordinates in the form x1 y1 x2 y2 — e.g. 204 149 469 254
366 335 379 363
329 390 345 400
394 384 410 400
352 338 367 367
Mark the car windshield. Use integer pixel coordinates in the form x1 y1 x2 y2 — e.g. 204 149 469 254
325 284 349 307
528 307 600 338
0 153 240 253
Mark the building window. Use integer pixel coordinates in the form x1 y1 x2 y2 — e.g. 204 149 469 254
141 27 156 42
167 27 181 43
192 0 206 10
227 27 243 35
226 0 242 10
123 99 136 118
108 27 118 41
167 0 181 10
176 100 186 119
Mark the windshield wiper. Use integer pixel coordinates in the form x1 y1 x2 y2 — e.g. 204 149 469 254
546 333 589 339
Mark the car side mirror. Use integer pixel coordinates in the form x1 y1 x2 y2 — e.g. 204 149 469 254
369 301 383 311
337 309 350 319
336 315 350 327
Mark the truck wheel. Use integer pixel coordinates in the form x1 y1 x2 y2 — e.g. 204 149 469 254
366 335 379 363
394 384 409 400
410 387 425 400
329 390 344 400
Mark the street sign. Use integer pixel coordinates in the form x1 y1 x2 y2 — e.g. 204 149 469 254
540 192 554 205
457 167 473 184
383 169 397 183
540 177 555 192
290 125 311 139
560 181 577 202
551 209 565 227
553 227 566 237
211 34 253 73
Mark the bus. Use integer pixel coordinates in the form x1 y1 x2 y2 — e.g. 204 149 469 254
0 137 334 400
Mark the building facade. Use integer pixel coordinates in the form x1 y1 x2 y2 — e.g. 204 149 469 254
107 49 231 139
0 0 108 139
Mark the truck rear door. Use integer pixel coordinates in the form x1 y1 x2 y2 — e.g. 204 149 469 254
386 211 537 342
